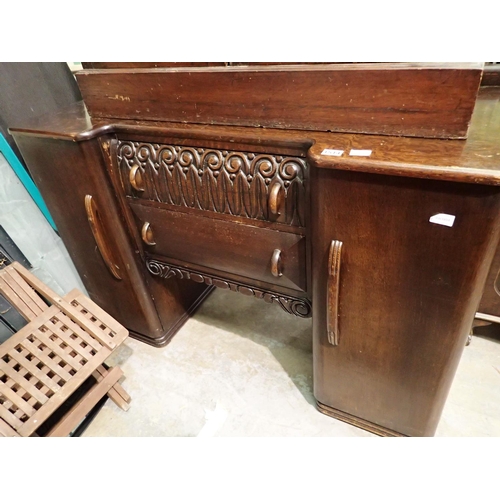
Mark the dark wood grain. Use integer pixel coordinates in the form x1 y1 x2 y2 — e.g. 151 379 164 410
10 86 500 186
75 63 483 139
0 62 81 168
81 63 330 69
316 401 406 437
10 135 161 336
311 168 500 436
146 258 311 318
326 240 342 346
116 140 308 227
10 133 209 345
10 76 500 436
128 200 307 293
81 62 227 69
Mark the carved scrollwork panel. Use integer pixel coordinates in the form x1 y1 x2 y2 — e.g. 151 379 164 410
117 141 308 227
146 258 311 318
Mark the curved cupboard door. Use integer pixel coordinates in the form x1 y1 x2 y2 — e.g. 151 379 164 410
311 167 500 436
12 134 209 345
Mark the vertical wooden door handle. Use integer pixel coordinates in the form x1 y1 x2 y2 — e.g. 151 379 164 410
84 195 122 280
268 183 283 217
271 249 283 277
141 222 156 246
129 165 145 192
327 240 343 346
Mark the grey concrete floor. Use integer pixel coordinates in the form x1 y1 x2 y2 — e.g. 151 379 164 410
82 288 500 437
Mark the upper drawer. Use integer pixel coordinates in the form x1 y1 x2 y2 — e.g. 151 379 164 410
116 140 308 227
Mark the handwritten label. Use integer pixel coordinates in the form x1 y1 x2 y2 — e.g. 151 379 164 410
321 149 344 156
429 213 455 227
349 149 372 157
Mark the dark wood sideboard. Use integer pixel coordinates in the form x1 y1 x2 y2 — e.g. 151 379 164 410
9 63 500 437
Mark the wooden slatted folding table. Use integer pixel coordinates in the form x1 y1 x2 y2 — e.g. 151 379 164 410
0 261 131 437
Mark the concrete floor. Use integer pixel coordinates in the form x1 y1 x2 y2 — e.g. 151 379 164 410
82 288 500 438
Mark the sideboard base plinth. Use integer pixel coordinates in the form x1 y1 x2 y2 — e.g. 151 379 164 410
316 401 407 437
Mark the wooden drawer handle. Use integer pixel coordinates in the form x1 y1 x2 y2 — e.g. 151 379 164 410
271 249 283 277
129 165 145 192
141 222 156 246
84 195 122 280
327 240 343 346
268 183 282 217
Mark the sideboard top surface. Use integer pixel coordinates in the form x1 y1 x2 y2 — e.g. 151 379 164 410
9 87 500 186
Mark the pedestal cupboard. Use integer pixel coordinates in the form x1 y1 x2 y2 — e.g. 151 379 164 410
10 65 500 436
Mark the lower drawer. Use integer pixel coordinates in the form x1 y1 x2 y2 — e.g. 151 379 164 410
129 202 306 292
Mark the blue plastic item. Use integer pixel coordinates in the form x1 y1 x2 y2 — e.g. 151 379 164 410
0 132 57 231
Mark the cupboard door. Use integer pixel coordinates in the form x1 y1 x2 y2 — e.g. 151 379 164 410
311 168 500 436
12 135 208 345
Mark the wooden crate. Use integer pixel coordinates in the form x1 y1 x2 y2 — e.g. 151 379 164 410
0 261 131 437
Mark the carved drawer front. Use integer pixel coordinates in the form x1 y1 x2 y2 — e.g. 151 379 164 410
117 141 307 227
129 201 307 293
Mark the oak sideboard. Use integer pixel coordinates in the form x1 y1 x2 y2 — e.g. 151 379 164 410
10 64 500 436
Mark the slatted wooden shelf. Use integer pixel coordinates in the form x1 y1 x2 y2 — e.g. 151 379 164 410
0 261 131 437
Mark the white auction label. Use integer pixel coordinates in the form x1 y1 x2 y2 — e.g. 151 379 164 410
321 149 344 156
429 213 456 227
349 149 372 156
